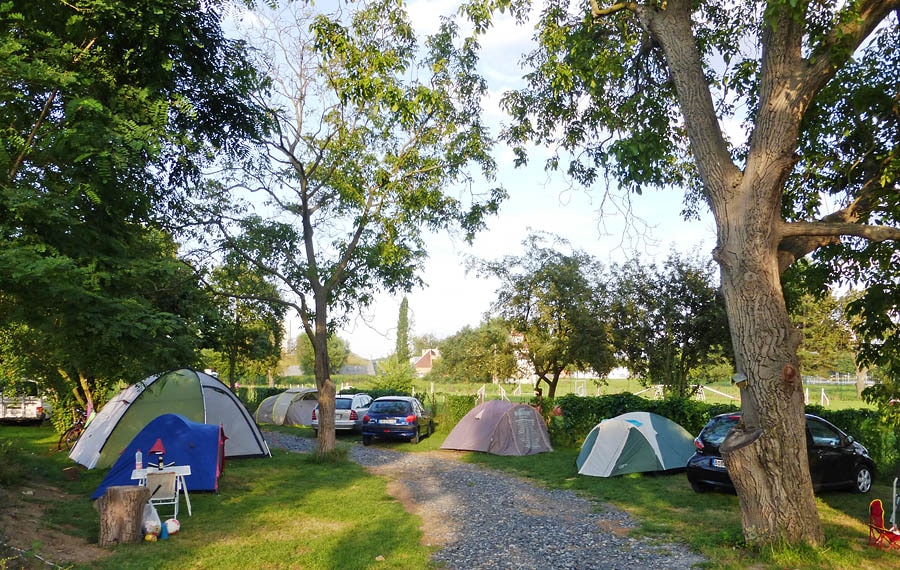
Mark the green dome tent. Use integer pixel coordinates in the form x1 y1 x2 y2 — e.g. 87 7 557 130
576 411 695 477
69 368 270 469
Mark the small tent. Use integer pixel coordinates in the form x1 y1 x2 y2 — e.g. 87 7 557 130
70 368 270 469
254 387 318 426
91 414 224 499
576 411 695 477
440 399 553 456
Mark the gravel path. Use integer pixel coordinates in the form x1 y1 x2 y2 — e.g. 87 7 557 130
265 432 706 570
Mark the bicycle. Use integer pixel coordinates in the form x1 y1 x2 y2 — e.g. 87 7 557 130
57 408 87 451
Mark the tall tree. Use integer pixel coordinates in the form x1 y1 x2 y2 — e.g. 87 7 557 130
296 334 350 377
609 251 731 397
475 233 615 398
218 1 503 455
203 262 286 388
465 0 900 545
396 297 411 363
0 0 266 411
428 319 518 384
790 292 855 380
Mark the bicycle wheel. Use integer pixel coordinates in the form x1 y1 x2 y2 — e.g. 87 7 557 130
62 426 82 450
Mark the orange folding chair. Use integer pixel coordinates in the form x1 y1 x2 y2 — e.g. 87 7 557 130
868 499 900 551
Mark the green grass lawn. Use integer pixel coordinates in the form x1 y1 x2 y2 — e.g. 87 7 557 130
3 406 897 570
1 425 435 570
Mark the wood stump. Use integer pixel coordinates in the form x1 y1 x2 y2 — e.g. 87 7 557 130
97 485 151 547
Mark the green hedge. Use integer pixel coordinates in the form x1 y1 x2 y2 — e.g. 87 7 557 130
553 393 900 475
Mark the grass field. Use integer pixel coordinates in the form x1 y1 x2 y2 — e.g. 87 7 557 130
0 378 892 570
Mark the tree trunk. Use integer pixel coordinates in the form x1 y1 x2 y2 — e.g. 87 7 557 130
313 307 336 455
714 187 824 546
97 485 151 546
856 366 867 398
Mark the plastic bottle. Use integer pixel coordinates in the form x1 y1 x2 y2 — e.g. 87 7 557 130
135 449 142 470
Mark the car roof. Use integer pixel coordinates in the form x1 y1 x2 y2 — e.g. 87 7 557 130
372 396 416 402
711 412 828 422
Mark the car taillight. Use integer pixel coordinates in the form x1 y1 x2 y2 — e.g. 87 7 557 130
363 414 370 423
311 409 317 420
694 437 704 450
406 414 417 424
350 410 358 420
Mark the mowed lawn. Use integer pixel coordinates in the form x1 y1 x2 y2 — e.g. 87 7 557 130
3 392 898 570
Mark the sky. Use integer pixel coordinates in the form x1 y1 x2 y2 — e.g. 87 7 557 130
327 1 719 359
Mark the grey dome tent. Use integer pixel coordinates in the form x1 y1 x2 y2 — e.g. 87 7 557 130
576 411 695 477
69 368 270 469
440 399 553 456
253 387 318 426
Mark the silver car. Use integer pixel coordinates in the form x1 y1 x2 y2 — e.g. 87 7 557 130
311 393 373 434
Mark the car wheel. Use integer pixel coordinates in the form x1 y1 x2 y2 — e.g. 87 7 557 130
852 465 873 493
362 435 372 446
689 479 709 493
410 428 420 444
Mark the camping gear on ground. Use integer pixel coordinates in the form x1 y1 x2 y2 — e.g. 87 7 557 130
576 411 695 477
254 387 318 426
70 368 269 469
142 502 162 537
90 413 223 500
868 498 900 551
440 399 553 456
146 470 181 520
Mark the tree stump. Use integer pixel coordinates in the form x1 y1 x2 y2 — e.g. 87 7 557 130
97 485 151 547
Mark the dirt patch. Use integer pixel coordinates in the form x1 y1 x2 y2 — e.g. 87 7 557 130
0 484 110 569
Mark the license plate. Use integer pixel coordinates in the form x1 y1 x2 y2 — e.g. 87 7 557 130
378 418 397 425
713 458 726 469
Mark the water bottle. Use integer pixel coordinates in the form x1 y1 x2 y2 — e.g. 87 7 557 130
135 449 143 470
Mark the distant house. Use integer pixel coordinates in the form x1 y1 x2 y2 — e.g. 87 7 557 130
411 348 440 377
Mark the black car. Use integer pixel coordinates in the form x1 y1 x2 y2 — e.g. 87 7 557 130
686 412 875 493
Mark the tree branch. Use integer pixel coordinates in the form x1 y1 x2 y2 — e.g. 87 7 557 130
777 188 900 271
801 0 900 98
590 0 639 18
779 220 900 241
642 0 742 206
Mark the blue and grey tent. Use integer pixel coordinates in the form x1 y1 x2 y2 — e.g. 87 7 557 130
91 413 224 499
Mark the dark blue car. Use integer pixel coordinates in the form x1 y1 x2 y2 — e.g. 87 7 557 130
362 396 434 445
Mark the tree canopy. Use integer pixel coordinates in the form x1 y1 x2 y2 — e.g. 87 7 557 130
609 251 731 397
427 318 518 384
0 0 267 411
475 232 615 398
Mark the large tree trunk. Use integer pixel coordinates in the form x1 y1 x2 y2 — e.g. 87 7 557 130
714 182 824 546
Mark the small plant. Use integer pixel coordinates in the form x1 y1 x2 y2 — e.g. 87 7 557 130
0 439 24 487
308 445 349 465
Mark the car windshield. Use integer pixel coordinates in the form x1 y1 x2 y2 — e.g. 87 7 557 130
335 398 352 410
369 400 410 414
701 415 741 446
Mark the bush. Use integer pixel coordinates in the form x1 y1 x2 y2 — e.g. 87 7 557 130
0 438 24 486
442 394 478 427
553 393 740 447
552 394 900 476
